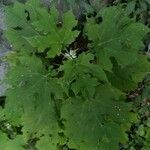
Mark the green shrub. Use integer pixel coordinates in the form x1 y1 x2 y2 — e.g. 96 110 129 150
0 0 149 149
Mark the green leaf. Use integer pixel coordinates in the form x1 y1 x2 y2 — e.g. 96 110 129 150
5 0 40 52
137 125 145 137
61 85 133 150
0 131 24 150
31 7 59 34
4 55 62 138
71 74 99 98
85 6 149 71
5 0 79 58
61 53 108 82
145 0 150 5
60 52 108 97
125 1 136 14
146 118 150 127
27 9 79 57
105 56 150 91
36 135 58 150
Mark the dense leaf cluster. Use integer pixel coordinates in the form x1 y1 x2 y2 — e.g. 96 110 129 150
121 77 150 150
116 0 150 27
0 0 150 149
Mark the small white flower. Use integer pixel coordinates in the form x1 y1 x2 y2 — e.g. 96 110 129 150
5 123 11 130
65 50 76 59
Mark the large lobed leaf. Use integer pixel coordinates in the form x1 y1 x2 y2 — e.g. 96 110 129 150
4 54 62 146
5 0 79 57
85 7 149 71
61 85 136 150
0 131 24 150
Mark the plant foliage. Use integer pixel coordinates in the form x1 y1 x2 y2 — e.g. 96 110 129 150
121 77 150 149
0 0 150 149
115 0 150 26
